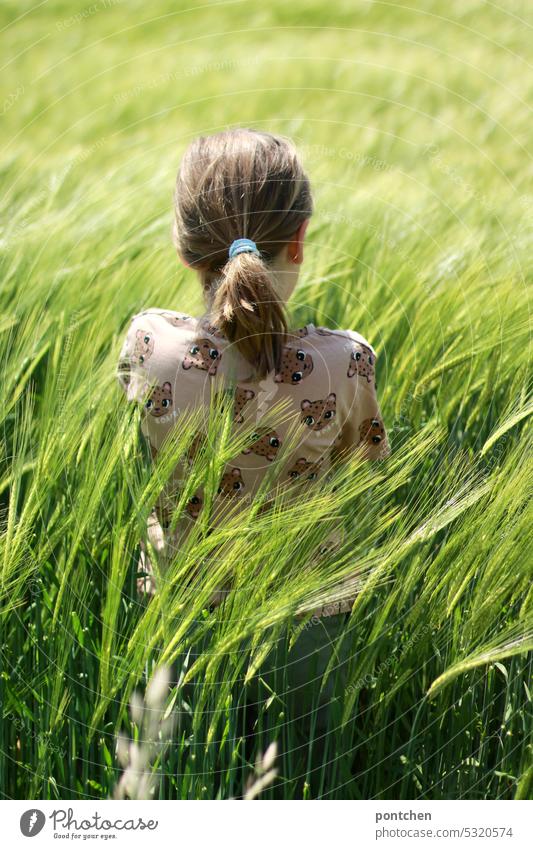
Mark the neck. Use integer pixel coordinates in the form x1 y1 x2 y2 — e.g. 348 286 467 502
200 256 301 311
269 260 300 303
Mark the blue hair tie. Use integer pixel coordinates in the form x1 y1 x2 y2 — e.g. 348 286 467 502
228 238 260 259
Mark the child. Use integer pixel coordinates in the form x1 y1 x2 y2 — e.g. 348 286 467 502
117 128 389 607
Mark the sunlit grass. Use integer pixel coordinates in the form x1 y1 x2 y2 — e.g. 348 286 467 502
0 0 531 799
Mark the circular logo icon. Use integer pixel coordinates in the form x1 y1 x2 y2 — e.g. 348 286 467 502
20 809 46 837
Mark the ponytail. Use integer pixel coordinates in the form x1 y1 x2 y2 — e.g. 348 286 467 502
211 251 287 379
174 128 313 378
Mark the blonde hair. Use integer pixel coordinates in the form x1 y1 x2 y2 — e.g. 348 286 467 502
173 128 313 378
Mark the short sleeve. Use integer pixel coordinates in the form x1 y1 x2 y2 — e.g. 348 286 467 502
115 309 212 456
335 334 390 461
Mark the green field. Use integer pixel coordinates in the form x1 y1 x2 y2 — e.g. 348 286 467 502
0 0 531 800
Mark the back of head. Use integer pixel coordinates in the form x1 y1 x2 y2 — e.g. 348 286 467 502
173 128 313 379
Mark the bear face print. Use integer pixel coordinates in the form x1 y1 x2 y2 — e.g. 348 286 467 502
292 326 309 337
133 330 154 365
217 467 245 496
347 344 375 383
234 387 255 422
182 339 222 375
243 429 281 462
359 417 386 446
300 394 337 431
145 381 173 417
274 347 314 384
186 493 203 519
287 457 322 481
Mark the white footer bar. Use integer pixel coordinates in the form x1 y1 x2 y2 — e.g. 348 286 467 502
2 799 531 848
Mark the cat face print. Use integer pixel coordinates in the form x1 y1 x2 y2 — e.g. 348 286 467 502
287 457 322 481
182 339 222 375
348 344 375 383
234 387 255 422
243 429 281 462
145 381 173 417
359 417 386 446
274 347 314 385
133 330 154 365
186 493 203 519
300 393 337 431
217 467 245 496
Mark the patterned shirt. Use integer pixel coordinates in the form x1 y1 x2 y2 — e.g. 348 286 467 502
116 307 389 609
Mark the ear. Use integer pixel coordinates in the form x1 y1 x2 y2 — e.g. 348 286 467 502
163 381 172 391
287 218 310 264
301 399 311 411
